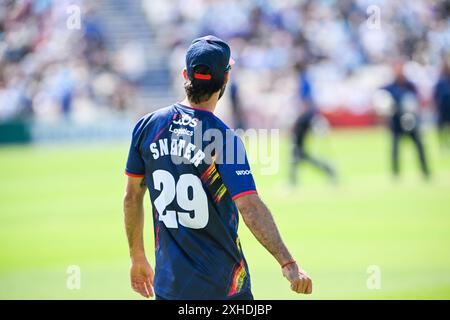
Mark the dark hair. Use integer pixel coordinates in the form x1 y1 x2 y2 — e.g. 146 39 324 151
184 65 226 104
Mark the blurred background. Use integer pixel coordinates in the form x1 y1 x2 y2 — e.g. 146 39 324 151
0 0 449 299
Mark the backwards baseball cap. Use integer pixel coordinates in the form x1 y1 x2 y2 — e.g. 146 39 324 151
186 35 235 81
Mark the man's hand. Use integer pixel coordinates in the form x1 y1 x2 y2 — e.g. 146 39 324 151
124 176 152 298
235 194 312 294
282 263 312 294
130 258 154 298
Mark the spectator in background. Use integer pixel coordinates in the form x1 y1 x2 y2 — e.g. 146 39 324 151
0 1 137 123
383 60 430 179
229 79 245 130
290 62 336 186
433 58 450 151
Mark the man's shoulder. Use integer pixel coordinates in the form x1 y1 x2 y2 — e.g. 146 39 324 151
130 105 176 142
205 112 232 132
144 105 176 122
134 105 175 127
153 104 177 117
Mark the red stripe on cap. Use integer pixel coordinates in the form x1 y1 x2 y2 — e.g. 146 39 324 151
194 73 212 80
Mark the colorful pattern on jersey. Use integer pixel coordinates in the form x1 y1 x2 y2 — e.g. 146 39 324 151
200 162 220 186
125 103 257 300
228 259 247 296
200 161 228 203
213 184 228 203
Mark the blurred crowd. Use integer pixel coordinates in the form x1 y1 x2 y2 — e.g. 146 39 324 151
1 0 450 126
145 0 450 127
149 0 450 68
0 0 137 123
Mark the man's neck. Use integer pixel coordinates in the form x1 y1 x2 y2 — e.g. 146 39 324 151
180 96 218 113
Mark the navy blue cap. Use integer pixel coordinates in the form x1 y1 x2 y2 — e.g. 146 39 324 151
186 35 235 81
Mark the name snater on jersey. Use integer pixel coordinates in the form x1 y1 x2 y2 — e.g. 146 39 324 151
149 137 205 167
125 103 257 300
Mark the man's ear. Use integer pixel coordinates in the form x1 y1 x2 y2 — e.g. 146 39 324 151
224 71 230 85
182 68 188 80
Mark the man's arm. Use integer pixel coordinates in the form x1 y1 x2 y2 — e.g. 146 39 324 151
123 176 154 298
235 193 312 294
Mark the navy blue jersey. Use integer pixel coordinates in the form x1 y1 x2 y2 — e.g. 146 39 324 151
125 103 257 299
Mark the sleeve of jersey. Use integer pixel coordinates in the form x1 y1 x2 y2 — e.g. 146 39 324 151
125 118 146 178
215 134 257 201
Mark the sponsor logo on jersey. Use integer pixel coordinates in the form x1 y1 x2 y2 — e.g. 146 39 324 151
169 114 199 137
172 114 199 127
169 126 194 136
235 170 252 176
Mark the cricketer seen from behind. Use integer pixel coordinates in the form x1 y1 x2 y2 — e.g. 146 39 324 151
123 35 312 300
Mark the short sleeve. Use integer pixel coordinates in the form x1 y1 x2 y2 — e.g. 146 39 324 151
125 118 146 177
215 132 257 200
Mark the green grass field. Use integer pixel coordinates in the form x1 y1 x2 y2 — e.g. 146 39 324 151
0 128 449 299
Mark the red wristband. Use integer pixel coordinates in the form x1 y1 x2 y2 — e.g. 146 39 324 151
281 260 296 269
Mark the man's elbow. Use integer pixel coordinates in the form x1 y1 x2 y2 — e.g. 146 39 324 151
123 192 144 209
